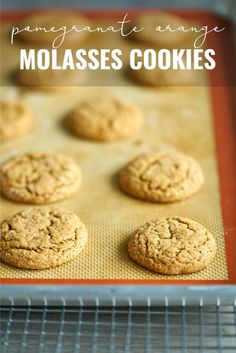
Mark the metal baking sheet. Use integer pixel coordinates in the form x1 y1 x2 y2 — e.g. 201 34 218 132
0 10 235 302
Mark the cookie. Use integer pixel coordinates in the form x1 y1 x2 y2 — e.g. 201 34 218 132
0 207 87 269
129 66 197 87
68 96 143 141
17 67 88 91
119 151 204 202
0 100 33 142
1 152 81 204
128 217 217 274
133 12 192 48
19 10 88 46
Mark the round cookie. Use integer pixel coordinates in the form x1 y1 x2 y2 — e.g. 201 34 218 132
0 207 87 269
129 66 196 87
0 152 81 204
68 96 143 141
119 151 204 202
0 100 33 142
19 10 88 46
133 12 192 48
128 217 217 275
17 68 88 91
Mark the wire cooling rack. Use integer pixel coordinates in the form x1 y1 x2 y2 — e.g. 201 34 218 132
1 299 236 353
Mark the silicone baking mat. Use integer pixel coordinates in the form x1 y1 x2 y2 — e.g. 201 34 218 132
0 10 235 285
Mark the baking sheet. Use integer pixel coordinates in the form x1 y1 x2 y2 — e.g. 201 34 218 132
0 85 228 280
0 10 233 282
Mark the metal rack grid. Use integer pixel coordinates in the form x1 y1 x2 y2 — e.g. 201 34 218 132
1 299 236 353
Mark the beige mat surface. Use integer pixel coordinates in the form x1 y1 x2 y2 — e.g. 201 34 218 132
0 84 228 280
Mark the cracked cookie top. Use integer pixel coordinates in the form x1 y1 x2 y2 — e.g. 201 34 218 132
68 96 143 141
128 217 217 275
0 152 81 204
0 100 33 142
0 207 87 269
119 151 204 202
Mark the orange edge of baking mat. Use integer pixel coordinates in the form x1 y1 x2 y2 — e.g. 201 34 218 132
0 9 236 286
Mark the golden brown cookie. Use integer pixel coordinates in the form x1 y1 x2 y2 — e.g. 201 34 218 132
19 10 89 46
133 12 192 48
119 151 204 203
1 152 81 204
68 96 143 141
17 68 88 91
128 217 217 274
0 100 33 142
129 66 197 87
0 207 87 269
